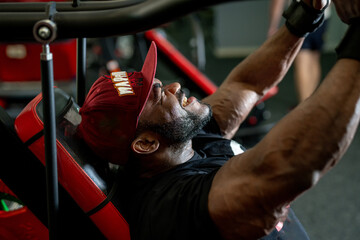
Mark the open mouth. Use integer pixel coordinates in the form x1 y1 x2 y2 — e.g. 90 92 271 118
177 89 194 108
181 96 197 108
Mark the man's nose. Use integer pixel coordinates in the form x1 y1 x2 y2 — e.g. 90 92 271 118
166 82 181 95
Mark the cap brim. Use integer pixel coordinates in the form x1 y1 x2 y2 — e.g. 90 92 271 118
137 41 157 122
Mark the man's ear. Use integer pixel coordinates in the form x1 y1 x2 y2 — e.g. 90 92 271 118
131 132 160 155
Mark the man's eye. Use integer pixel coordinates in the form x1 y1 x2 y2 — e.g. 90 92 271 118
153 83 162 89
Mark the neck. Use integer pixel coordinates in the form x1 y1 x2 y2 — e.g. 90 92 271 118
131 140 194 178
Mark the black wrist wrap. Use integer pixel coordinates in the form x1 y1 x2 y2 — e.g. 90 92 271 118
283 0 326 37
335 18 360 62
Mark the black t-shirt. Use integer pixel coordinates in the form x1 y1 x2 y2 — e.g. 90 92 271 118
118 118 310 240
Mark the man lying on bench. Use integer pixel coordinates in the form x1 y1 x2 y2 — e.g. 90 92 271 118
9 0 359 239
76 0 360 239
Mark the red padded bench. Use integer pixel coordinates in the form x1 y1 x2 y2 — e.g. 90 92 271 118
14 88 130 240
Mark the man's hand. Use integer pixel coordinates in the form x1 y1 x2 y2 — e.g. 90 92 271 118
332 0 360 24
302 0 329 10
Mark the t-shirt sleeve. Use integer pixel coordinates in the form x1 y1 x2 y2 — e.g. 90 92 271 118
131 170 221 240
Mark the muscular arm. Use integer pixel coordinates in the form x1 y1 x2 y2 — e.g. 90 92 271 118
208 59 360 239
202 26 303 138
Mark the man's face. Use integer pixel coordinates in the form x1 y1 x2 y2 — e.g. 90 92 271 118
137 79 211 144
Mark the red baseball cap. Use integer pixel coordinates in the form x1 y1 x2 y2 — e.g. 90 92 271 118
78 42 157 165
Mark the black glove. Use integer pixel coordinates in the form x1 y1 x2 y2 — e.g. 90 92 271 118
283 0 328 37
336 18 360 62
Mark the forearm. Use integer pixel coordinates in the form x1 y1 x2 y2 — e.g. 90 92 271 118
208 2 360 239
204 0 327 139
226 26 302 95
258 59 360 186
209 59 360 240
204 26 303 138
228 0 325 95
262 16 360 176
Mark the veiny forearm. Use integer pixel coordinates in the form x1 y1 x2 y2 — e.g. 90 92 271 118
209 59 360 240
261 59 360 180
204 26 303 138
226 25 303 95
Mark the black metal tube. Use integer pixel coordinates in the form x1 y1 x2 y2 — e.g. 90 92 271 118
0 0 239 41
40 44 59 240
76 38 87 107
0 0 144 12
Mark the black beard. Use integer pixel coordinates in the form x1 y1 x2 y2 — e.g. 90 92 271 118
137 103 212 146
